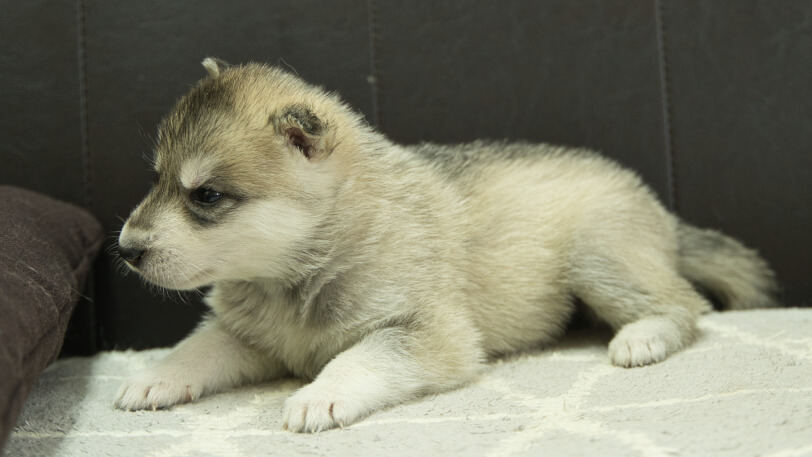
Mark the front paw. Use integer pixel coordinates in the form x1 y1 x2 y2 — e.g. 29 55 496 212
115 374 203 411
282 384 370 433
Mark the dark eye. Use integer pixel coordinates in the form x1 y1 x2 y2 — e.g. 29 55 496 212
191 187 224 205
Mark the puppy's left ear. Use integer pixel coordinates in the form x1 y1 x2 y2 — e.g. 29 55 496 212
272 104 333 161
201 57 230 79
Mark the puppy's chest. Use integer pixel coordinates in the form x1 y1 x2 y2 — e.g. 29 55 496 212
207 283 353 378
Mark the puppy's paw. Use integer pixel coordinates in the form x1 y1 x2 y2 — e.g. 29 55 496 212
609 334 667 368
282 384 369 433
115 374 203 411
608 333 667 368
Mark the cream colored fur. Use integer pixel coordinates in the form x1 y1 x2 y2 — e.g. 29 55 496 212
115 58 776 432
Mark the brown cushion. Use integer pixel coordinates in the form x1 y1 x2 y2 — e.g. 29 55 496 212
0 186 103 449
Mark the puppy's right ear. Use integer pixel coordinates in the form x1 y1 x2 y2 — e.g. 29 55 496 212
201 57 230 79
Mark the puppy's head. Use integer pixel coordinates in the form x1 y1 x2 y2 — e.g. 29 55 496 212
118 58 350 290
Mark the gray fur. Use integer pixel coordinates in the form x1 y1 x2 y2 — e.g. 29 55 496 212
677 224 778 309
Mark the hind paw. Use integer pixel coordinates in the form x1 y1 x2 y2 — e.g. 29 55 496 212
608 334 667 367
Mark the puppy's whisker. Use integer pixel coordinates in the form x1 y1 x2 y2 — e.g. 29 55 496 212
184 260 225 282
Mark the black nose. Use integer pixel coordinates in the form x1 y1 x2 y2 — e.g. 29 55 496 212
118 245 145 265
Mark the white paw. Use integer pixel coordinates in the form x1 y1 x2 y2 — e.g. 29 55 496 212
608 333 667 368
282 383 370 433
115 373 203 411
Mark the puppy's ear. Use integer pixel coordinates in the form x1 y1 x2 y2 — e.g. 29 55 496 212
201 57 230 79
272 104 333 161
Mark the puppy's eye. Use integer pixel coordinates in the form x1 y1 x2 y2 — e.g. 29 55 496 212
191 187 224 205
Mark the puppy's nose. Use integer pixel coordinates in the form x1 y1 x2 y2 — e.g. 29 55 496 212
118 245 145 266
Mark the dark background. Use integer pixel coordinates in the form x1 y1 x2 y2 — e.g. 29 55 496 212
1 1 810 354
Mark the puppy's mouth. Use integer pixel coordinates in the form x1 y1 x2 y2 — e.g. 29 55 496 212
152 267 217 291
121 254 217 290
121 258 142 273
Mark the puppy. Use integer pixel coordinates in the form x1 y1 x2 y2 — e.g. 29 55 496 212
115 58 777 432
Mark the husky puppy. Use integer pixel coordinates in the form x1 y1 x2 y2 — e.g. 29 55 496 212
115 58 777 432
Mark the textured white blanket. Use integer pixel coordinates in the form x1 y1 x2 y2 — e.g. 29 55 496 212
6 309 812 457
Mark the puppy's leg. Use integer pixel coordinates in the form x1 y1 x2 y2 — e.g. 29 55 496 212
571 246 709 368
283 324 483 432
115 318 286 410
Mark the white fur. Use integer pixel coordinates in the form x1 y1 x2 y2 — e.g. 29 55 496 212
115 320 285 411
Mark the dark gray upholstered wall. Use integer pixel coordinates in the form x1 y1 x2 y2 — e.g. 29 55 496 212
1 1 810 352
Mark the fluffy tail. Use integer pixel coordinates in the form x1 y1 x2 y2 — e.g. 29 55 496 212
677 223 778 309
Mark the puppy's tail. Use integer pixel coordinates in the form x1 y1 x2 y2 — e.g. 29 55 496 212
677 223 778 310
